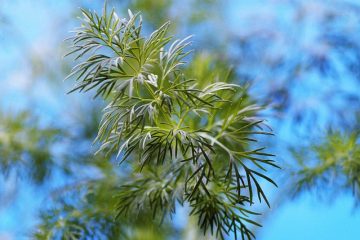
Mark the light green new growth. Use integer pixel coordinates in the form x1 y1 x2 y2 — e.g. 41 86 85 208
66 6 279 240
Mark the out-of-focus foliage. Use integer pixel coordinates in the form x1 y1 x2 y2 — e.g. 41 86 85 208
228 1 360 129
291 132 360 200
122 0 172 26
116 0 219 27
0 111 60 184
34 162 176 240
64 7 278 239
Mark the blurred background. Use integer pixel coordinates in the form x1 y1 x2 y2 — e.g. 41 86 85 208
1 0 360 239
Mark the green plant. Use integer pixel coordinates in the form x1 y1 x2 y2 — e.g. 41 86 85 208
291 131 360 200
65 6 279 239
0 111 60 184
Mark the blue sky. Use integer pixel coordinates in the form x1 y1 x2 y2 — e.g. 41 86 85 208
1 0 360 239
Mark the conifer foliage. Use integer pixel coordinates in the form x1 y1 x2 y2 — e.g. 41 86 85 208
66 6 279 239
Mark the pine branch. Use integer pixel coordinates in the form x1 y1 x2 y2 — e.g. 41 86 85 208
66 6 279 239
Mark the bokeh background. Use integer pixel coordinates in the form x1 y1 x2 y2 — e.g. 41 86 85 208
1 0 360 239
